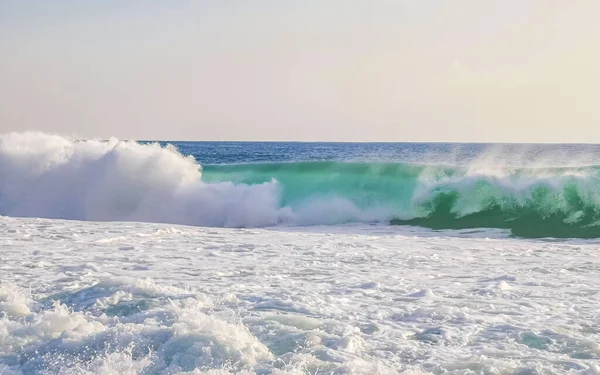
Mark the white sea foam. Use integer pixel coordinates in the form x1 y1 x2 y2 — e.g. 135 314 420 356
1 217 600 374
0 132 287 227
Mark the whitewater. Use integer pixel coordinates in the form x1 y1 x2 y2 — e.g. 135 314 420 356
1 132 600 374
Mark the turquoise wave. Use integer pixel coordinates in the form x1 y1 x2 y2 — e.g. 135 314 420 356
202 161 600 238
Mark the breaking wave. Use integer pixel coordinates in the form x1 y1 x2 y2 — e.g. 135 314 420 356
3 132 600 238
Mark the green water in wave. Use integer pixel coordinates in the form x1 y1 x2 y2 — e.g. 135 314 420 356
202 162 600 238
392 188 600 238
202 162 456 209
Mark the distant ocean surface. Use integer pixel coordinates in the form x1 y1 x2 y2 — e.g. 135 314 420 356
156 140 600 166
2 133 600 374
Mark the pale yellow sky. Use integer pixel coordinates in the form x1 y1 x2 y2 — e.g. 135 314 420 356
1 1 599 142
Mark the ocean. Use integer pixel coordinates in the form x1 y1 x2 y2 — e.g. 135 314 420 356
1 132 600 374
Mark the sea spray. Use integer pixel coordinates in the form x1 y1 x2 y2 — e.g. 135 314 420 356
0 132 284 227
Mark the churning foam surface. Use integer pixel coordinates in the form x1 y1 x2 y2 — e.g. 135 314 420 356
1 217 600 374
0 278 275 375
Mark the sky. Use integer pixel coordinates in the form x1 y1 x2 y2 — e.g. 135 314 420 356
1 0 599 142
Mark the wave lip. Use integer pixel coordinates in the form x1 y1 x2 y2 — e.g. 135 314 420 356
2 132 600 238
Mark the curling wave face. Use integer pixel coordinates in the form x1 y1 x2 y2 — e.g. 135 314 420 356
2 132 600 238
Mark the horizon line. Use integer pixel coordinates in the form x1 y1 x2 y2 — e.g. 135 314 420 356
131 139 600 146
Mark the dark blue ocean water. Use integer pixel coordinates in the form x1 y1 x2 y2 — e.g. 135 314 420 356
151 141 600 166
